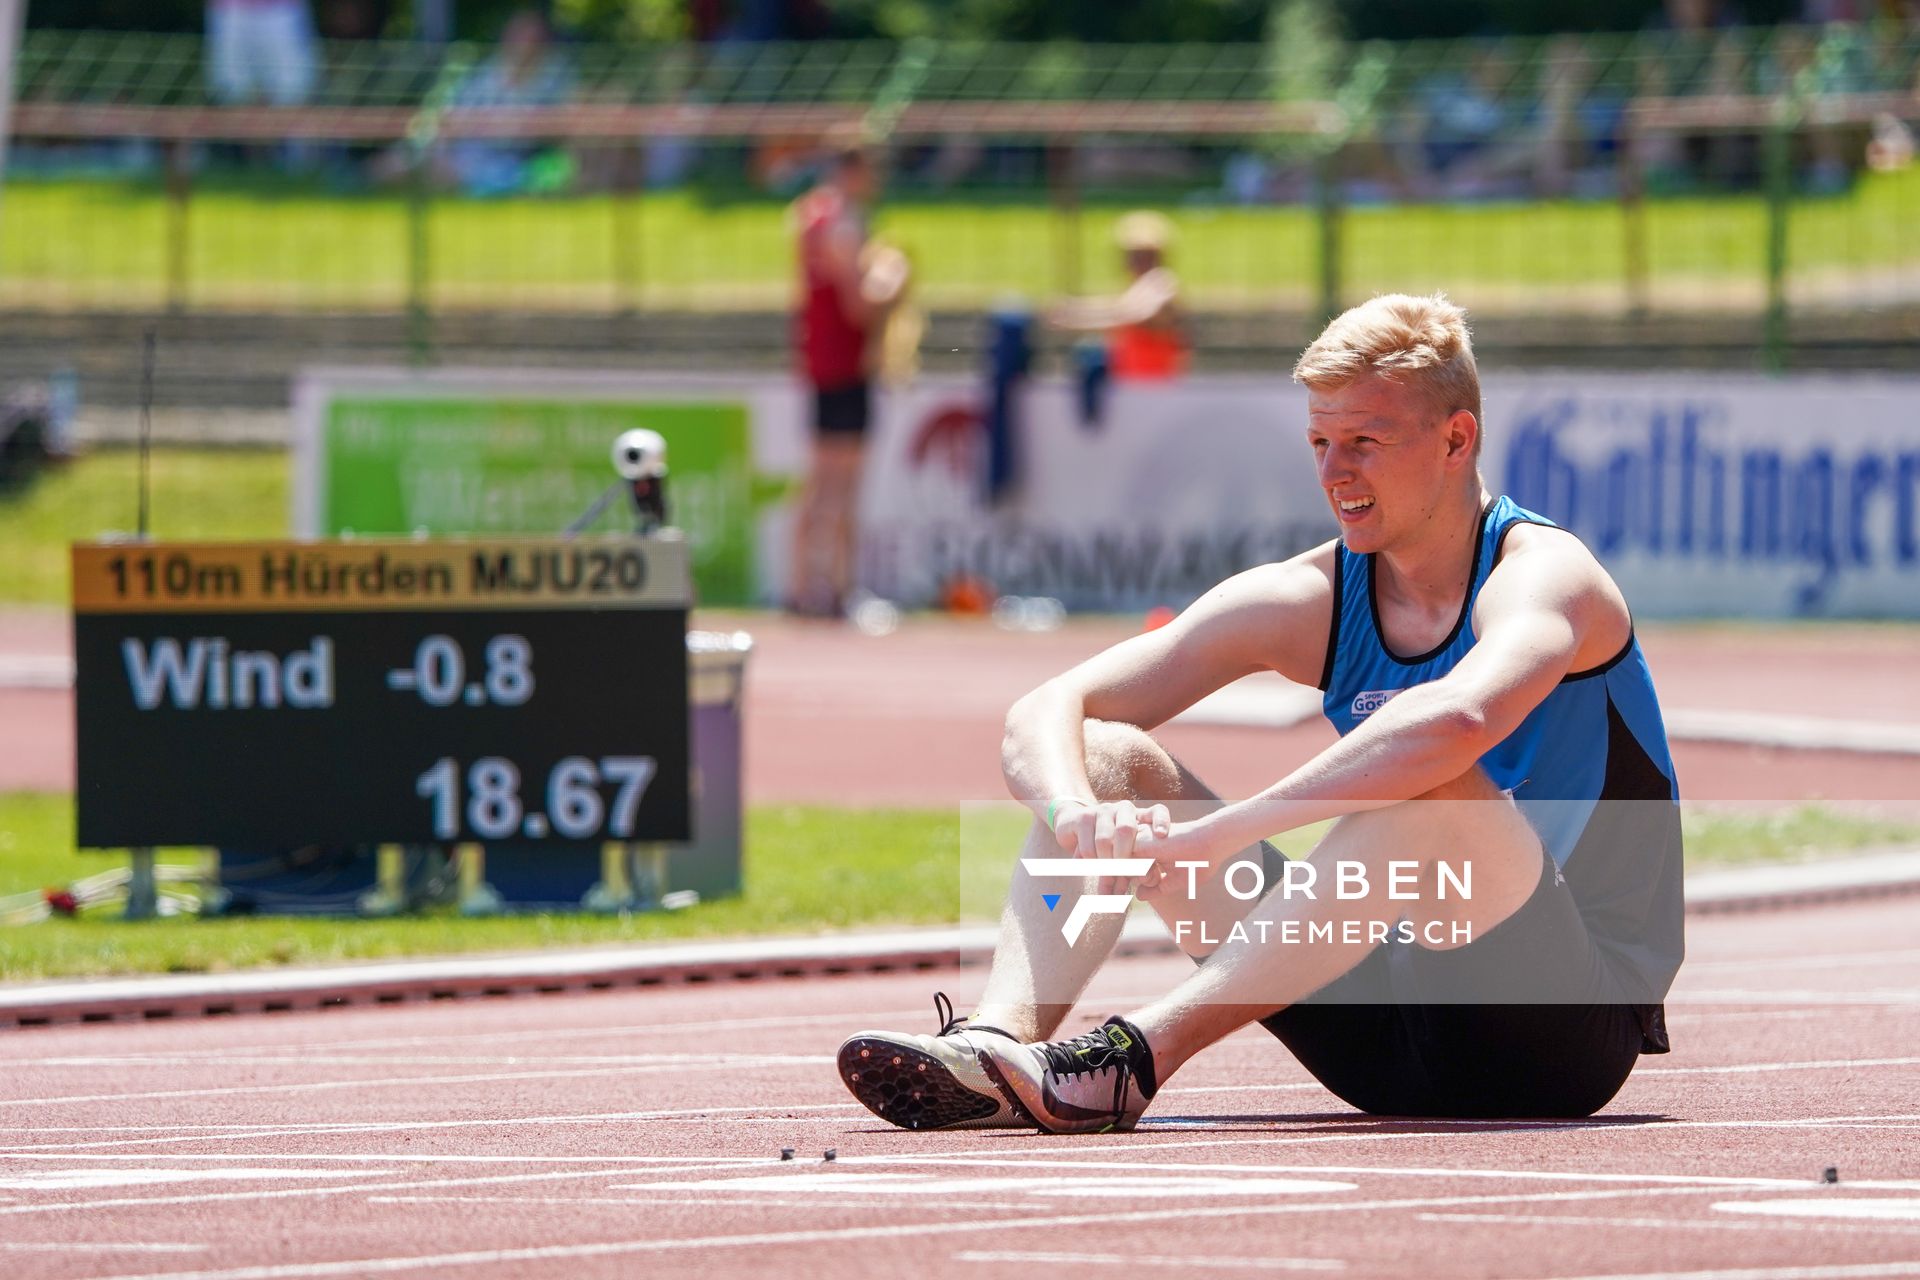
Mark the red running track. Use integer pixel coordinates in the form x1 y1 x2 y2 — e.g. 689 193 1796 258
2 895 1919 1280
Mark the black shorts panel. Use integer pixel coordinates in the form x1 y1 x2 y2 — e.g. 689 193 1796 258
1226 849 1650 1118
813 382 871 438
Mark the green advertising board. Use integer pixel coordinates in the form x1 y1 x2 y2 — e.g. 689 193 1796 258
317 395 759 603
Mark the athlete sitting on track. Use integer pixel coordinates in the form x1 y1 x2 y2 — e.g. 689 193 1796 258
839 293 1684 1133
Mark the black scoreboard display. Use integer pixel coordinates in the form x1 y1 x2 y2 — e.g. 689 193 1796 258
72 538 691 849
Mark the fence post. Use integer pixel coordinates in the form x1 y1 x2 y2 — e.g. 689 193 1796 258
1313 143 1343 334
407 151 433 365
1762 112 1793 374
402 47 471 366
612 144 641 316
1620 116 1650 322
1048 142 1082 299
165 140 192 314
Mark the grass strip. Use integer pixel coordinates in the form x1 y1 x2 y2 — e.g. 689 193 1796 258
2 793 1912 982
7 171 1920 310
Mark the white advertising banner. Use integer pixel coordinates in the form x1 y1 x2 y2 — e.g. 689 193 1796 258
291 366 1920 618
1487 372 1920 618
860 371 1920 619
859 376 1331 611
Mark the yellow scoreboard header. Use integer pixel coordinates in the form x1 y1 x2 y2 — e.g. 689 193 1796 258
72 537 692 613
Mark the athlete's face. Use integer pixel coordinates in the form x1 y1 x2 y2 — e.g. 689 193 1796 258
1305 373 1478 554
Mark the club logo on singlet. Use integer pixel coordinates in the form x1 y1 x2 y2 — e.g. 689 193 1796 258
1351 689 1403 718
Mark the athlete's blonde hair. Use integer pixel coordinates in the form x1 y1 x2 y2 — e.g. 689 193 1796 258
1292 294 1482 447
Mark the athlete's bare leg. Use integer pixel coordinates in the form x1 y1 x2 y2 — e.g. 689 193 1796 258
969 720 1278 1043
1126 766 1544 1083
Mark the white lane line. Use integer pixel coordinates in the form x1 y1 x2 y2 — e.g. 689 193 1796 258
14 1103 1906 1165
0 1059 830 1109
1637 1057 1920 1076
372 1193 1035 1211
2 1153 1897 1194
1418 1212 1920 1235
0 1008 933 1065
1669 1010 1856 1025
1684 949 1920 974
0 1161 748 1218
0 1169 395 1191
848 1115 1920 1170
23 1053 836 1069
1662 708 1920 754
0 1155 772 1165
1676 989 1920 1007
616 1171 1358 1199
0 1103 865 1153
0 1243 210 1254
825 1156 1920 1194
3 1050 1905 1120
1715 1200 1920 1223
1523 1262 1920 1280
954 1250 1342 1271
52 1185 1779 1280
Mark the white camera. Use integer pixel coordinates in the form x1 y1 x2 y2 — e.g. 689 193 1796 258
612 429 668 481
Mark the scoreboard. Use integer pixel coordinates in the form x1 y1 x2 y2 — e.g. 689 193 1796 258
71 538 691 850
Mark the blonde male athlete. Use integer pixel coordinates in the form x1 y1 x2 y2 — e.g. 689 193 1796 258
839 294 1683 1132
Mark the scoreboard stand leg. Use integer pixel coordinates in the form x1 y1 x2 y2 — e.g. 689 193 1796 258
633 844 669 908
456 844 504 916
357 845 412 917
124 847 158 921
581 842 637 912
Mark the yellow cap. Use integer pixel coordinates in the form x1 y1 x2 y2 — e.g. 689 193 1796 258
1114 210 1175 251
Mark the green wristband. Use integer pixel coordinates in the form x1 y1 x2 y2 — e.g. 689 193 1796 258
1046 796 1087 832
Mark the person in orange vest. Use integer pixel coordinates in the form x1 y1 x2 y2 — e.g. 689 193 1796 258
1047 211 1189 381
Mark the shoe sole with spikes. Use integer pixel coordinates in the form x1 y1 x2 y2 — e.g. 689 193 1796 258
837 1032 1034 1131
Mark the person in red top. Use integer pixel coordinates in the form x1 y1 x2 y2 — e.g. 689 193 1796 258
1048 210 1189 381
788 135 908 617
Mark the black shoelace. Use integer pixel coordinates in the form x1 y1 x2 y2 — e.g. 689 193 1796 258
933 991 966 1037
932 992 1015 1042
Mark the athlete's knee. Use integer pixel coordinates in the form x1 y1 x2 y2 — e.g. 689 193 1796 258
1081 719 1182 803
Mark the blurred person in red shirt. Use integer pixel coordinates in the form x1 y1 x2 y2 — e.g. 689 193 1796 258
787 131 908 617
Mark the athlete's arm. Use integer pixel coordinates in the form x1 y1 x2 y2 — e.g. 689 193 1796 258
1159 526 1628 870
1000 544 1335 847
1047 269 1180 332
820 218 883 327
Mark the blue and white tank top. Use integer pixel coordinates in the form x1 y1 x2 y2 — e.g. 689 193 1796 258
1318 495 1684 1008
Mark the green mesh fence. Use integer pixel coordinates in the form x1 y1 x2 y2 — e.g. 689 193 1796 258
4 24 1918 352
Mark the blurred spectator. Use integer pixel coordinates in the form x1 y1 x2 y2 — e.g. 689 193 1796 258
442 9 575 196
1047 211 1188 382
787 133 909 617
1393 50 1545 200
315 0 388 39
369 8 575 194
206 0 318 107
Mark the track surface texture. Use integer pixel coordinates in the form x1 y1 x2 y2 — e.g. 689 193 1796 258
3 896 1919 1280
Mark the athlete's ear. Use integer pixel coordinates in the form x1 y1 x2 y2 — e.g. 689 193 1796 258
1442 410 1478 466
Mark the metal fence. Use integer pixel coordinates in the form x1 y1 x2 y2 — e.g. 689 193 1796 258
6 25 1919 367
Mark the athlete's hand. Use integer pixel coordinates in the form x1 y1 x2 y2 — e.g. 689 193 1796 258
1131 821 1217 900
1049 798 1171 894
